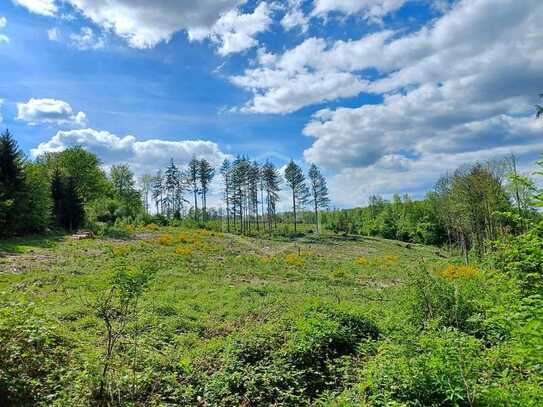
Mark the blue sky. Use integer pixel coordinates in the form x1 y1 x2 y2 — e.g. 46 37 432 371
0 0 542 207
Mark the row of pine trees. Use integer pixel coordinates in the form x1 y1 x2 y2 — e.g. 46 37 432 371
144 155 330 234
1 128 330 237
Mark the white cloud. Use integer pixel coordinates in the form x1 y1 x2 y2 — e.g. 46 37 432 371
281 0 309 33
12 0 57 16
231 32 391 113
17 98 87 126
47 27 60 41
62 0 243 49
31 128 228 176
202 2 274 56
234 0 543 114
311 0 408 19
287 0 543 204
0 16 8 44
70 26 104 50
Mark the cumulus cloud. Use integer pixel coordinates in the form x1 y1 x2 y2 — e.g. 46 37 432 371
31 128 228 176
12 0 57 16
58 0 245 49
17 98 87 126
311 0 408 20
231 32 391 113
70 26 104 50
207 2 274 56
287 0 543 204
281 0 309 33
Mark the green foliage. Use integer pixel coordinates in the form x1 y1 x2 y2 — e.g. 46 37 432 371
0 303 68 406
203 307 379 405
408 266 481 332
362 327 484 406
488 221 543 290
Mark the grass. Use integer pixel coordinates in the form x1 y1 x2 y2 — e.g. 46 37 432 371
1 226 539 405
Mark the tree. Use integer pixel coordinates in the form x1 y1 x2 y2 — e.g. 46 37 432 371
111 164 135 198
163 159 186 219
151 171 164 215
139 174 153 214
262 161 281 232
308 164 330 233
0 130 28 235
110 164 142 219
36 147 109 204
248 161 261 230
51 168 64 229
198 159 215 222
63 176 85 231
505 154 535 232
220 159 232 232
435 162 510 262
284 160 309 233
230 156 250 234
188 157 200 221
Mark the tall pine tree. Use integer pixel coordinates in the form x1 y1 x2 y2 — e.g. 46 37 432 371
308 164 330 233
198 159 214 222
284 160 309 233
188 157 200 221
0 130 26 236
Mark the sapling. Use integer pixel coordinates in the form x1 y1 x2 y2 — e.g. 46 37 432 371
93 259 156 402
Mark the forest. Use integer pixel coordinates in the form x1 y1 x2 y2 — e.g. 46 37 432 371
1 125 543 406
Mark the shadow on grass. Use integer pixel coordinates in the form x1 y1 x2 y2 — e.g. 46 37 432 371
0 233 66 255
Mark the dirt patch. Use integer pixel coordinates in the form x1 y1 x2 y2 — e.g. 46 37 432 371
0 251 20 258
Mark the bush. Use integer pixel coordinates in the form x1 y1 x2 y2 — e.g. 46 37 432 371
409 266 482 332
488 221 543 291
361 328 484 406
201 307 379 406
0 303 69 406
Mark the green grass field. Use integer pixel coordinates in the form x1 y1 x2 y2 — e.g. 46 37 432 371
1 226 540 406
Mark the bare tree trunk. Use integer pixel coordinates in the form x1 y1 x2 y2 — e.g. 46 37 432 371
292 191 297 233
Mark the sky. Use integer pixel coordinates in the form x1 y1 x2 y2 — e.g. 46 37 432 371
0 0 542 209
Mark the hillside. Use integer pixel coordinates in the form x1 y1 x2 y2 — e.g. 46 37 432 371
1 226 541 405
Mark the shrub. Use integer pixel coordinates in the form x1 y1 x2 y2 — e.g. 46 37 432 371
201 307 379 406
362 328 484 406
488 222 543 290
0 303 69 406
104 225 132 240
409 267 481 331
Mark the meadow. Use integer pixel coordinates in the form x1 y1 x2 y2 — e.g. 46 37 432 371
1 225 541 406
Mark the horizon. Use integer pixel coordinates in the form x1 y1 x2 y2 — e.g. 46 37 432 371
1 0 542 209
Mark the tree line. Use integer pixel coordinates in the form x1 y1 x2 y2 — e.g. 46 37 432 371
0 130 330 237
322 155 540 263
2 121 540 261
146 156 330 235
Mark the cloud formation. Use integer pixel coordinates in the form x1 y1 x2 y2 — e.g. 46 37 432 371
201 2 274 56
60 0 247 49
31 128 228 176
12 0 57 16
294 0 542 205
69 26 104 50
311 0 408 19
0 16 8 43
17 98 87 126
